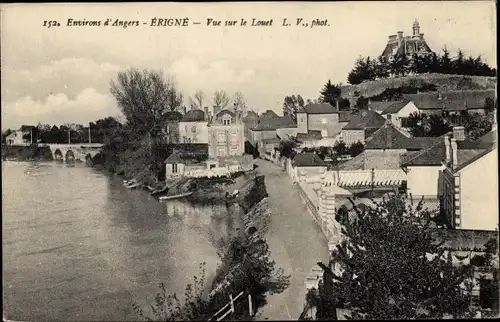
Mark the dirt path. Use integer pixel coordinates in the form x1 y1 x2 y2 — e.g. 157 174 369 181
254 159 330 320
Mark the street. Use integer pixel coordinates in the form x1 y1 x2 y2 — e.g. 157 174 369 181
253 159 330 320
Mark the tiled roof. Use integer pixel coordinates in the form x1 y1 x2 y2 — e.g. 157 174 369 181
216 109 236 118
296 130 323 141
364 123 410 150
455 146 495 171
339 111 353 122
182 109 206 122
165 111 183 121
245 110 259 118
292 152 327 167
20 125 35 132
403 90 495 111
401 138 494 167
478 128 497 144
298 103 338 114
343 110 386 130
253 115 296 131
381 38 433 58
368 101 398 113
380 100 412 115
260 110 279 118
165 152 184 164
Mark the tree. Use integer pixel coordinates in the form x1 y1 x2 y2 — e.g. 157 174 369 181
407 112 428 137
319 80 341 105
315 194 478 320
390 53 410 77
110 68 183 138
277 137 301 159
233 91 247 114
484 97 496 114
333 141 348 155
453 49 465 75
213 90 231 110
133 262 211 321
190 89 205 110
349 141 364 157
439 47 453 74
348 57 375 85
282 95 305 122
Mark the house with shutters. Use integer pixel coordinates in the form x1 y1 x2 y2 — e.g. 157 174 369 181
296 101 347 138
161 111 183 144
440 134 497 231
5 125 35 146
208 109 245 158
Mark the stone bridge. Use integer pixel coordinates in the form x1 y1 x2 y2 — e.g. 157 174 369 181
42 143 104 162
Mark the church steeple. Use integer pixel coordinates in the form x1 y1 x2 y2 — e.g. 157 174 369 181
413 19 420 36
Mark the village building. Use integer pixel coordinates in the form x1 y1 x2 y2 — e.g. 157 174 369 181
5 125 35 146
250 110 296 149
161 111 183 144
440 135 497 231
208 109 245 158
381 19 433 61
340 110 386 144
380 100 419 129
178 109 209 144
242 110 259 142
296 102 345 138
403 89 495 115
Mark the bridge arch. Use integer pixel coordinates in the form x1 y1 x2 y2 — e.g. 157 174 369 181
54 149 63 161
65 150 75 162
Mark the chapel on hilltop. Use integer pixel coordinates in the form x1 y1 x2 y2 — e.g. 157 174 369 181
381 19 434 61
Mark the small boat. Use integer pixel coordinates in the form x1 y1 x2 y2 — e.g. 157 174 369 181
158 192 192 201
151 184 169 196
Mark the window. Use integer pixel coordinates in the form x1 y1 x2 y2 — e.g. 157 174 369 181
185 124 188 132
401 117 410 128
172 163 178 173
223 119 230 125
191 125 197 133
217 132 225 142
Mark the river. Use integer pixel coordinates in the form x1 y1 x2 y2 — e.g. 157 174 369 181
2 161 241 321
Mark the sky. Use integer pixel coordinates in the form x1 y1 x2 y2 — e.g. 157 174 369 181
1 1 496 130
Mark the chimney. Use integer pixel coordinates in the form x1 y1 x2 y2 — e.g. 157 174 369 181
213 105 222 117
204 106 209 119
368 98 372 105
386 124 392 149
444 135 451 164
438 92 442 100
207 111 212 123
450 138 458 169
182 105 187 115
336 99 340 111
397 31 403 45
452 126 466 141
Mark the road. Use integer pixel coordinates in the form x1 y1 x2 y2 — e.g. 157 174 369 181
253 159 330 320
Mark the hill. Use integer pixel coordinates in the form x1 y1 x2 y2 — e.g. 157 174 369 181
340 73 497 101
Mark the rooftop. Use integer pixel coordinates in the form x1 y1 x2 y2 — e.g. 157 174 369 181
380 100 412 115
364 123 410 150
403 89 495 111
292 152 327 167
261 137 281 145
164 111 183 121
296 130 323 142
343 110 387 130
253 115 296 131
182 109 206 122
298 102 338 115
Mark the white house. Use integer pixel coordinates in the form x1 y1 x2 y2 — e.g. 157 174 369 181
441 135 498 231
5 125 35 146
380 100 419 129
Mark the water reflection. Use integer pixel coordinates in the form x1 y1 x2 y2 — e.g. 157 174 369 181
2 162 242 321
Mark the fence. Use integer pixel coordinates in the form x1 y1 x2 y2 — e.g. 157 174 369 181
324 169 406 188
208 291 253 321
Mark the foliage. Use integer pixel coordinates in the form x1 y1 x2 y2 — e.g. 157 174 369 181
347 48 496 85
210 232 291 319
349 141 364 157
333 141 348 155
213 90 231 109
283 95 305 122
315 194 478 320
277 137 301 159
1 129 14 144
233 91 247 114
189 89 205 110
407 112 493 140
319 80 341 105
133 262 211 321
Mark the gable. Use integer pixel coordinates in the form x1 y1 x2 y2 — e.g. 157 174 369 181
397 101 419 117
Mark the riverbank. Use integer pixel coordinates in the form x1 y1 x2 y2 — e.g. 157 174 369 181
2 144 53 161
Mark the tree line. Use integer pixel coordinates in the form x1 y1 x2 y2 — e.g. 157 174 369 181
348 48 497 85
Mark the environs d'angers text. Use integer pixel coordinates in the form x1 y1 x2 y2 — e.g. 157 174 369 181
45 17 329 28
